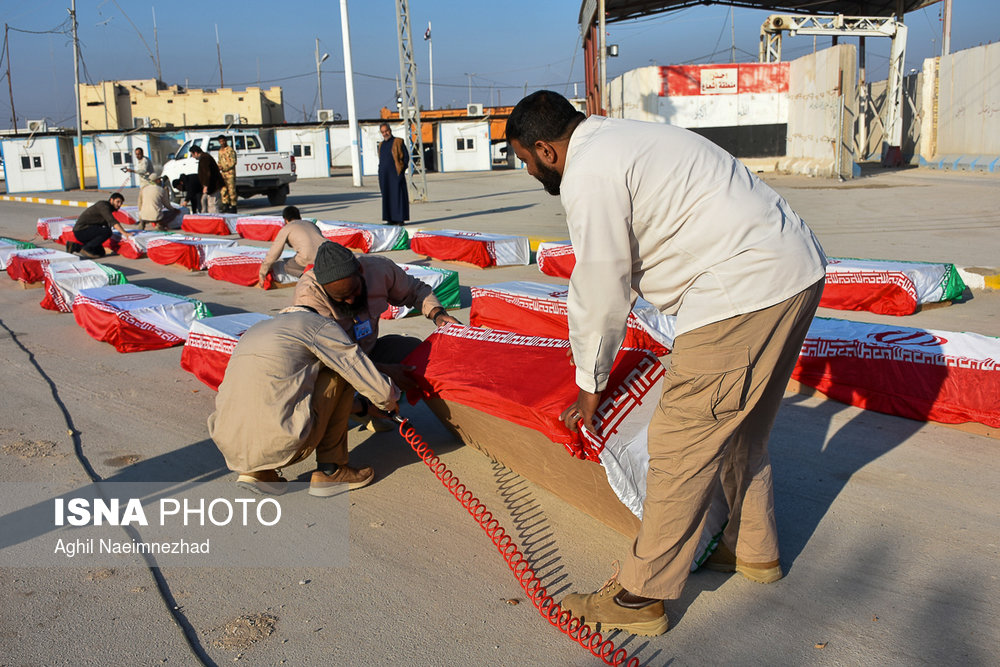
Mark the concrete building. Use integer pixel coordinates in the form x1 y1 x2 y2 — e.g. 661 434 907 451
79 79 284 131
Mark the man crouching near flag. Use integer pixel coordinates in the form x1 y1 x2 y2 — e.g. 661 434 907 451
207 305 400 497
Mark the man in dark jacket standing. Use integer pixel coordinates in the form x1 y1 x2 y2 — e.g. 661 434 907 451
190 145 224 214
377 123 409 225
69 192 130 258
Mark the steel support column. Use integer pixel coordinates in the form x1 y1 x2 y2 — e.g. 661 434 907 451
394 0 427 201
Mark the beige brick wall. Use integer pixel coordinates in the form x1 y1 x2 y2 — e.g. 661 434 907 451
80 79 285 130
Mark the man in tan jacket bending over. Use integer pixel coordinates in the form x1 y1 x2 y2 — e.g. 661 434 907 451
208 305 399 496
294 241 460 429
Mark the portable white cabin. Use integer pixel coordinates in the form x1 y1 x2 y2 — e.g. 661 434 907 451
328 126 354 167
91 133 166 189
437 121 491 172
0 136 79 193
275 127 330 179
360 122 404 177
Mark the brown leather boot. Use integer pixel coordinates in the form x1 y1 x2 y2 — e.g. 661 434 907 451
560 579 668 637
309 464 375 497
702 542 783 583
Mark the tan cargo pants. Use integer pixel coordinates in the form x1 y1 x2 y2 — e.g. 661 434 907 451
221 171 237 208
620 279 824 600
283 333 422 469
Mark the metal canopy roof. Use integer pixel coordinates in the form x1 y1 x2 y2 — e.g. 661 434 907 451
580 0 941 30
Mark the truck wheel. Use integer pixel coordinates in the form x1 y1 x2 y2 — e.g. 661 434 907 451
267 189 287 206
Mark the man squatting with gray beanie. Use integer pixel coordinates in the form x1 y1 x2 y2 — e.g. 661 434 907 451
295 241 461 427
209 241 460 496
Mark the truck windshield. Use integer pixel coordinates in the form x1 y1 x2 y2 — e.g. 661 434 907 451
176 138 202 158
206 135 252 151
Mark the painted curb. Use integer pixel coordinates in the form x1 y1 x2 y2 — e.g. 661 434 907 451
958 266 1000 291
0 195 94 208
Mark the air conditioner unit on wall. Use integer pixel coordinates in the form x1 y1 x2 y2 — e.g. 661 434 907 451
133 117 151 129
466 103 483 116
317 109 336 123
223 113 241 125
27 119 47 133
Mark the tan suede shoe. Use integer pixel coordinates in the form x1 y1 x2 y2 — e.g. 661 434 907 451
560 579 668 637
236 469 288 496
702 542 783 583
309 465 375 497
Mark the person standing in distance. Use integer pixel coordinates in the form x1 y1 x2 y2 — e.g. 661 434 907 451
506 90 826 636
129 147 156 184
377 123 409 226
217 135 238 214
189 145 224 214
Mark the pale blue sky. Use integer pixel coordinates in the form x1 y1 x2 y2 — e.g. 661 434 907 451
1 0 996 129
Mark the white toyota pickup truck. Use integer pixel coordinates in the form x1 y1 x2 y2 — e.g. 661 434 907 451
161 131 297 205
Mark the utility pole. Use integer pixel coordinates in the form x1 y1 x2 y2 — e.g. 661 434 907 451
730 5 736 63
215 24 224 87
464 72 475 105
4 25 16 131
315 38 329 112
152 7 162 81
598 0 607 113
424 21 433 110
395 0 427 201
71 1 84 187
340 0 362 186
941 0 952 56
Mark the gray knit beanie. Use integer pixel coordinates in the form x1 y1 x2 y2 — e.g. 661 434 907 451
313 241 360 284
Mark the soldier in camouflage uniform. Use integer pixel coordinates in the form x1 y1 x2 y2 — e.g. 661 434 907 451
217 135 238 214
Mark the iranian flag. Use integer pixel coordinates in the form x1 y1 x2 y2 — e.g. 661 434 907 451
40 261 127 313
118 231 174 260
822 257 966 315
470 281 675 356
406 323 727 559
536 240 576 279
181 312 272 390
235 216 286 241
180 213 238 236
36 217 76 240
0 238 39 268
5 249 80 284
114 205 185 229
793 317 1000 428
380 263 460 319
72 284 211 353
315 220 410 253
113 206 140 227
146 236 237 271
204 245 298 289
409 229 530 268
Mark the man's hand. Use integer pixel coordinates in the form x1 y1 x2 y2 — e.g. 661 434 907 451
435 313 461 327
559 388 601 434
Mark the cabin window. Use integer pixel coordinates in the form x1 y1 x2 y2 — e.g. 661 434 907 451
20 155 43 170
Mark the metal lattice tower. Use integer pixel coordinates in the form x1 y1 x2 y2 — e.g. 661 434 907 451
395 0 427 202
759 14 908 152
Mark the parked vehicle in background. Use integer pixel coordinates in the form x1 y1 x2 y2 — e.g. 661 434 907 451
161 131 297 205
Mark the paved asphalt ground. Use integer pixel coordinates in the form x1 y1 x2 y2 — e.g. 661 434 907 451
1 166 998 666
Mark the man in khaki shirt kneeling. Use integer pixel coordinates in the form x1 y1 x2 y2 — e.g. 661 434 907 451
207 306 400 497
